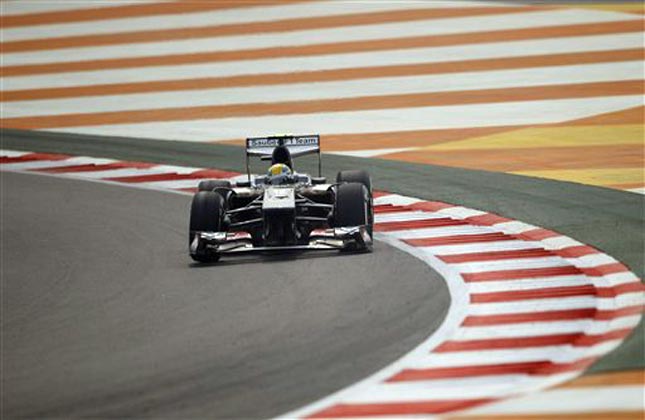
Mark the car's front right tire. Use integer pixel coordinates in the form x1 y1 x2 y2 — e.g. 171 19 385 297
189 191 225 262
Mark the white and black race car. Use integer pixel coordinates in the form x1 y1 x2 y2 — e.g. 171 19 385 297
189 134 373 262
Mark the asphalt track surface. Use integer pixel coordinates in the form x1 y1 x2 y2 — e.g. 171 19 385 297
2 171 448 419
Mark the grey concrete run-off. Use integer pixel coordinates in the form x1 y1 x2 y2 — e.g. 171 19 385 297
2 128 642 372
1 171 448 419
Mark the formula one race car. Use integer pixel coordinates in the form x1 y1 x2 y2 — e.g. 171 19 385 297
189 134 373 262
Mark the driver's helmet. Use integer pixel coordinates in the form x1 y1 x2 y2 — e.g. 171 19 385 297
266 163 292 185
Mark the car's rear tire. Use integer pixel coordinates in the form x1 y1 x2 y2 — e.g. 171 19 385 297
189 191 225 262
336 170 371 193
336 170 373 235
198 179 232 192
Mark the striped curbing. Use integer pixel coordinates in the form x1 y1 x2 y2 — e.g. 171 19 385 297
1 149 642 418
450 369 645 419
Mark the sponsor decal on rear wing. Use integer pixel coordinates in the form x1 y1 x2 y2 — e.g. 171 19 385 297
244 134 322 180
246 134 320 158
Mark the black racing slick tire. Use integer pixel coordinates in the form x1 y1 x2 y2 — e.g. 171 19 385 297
336 170 372 193
334 182 371 228
336 170 373 235
189 191 225 263
198 179 232 192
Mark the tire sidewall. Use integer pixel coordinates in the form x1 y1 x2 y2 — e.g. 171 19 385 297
334 182 370 228
336 170 373 234
189 192 225 262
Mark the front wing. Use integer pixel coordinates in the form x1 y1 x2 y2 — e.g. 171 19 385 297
190 226 372 258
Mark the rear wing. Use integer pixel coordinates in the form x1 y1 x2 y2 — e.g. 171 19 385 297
245 134 321 179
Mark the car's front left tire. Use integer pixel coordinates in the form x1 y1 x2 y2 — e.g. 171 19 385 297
334 182 373 251
336 170 373 236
